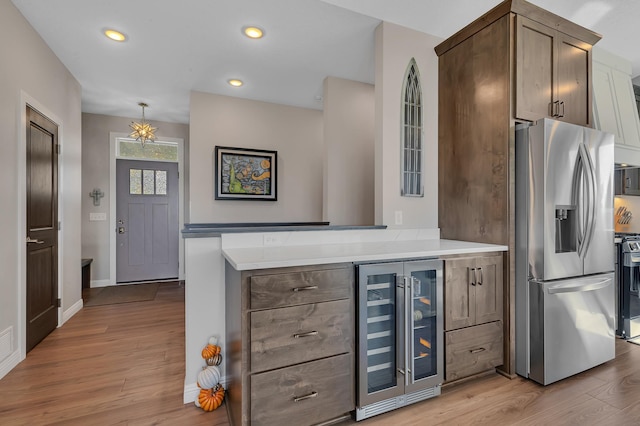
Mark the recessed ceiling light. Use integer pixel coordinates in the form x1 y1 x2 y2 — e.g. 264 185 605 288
243 26 264 39
228 79 243 87
104 29 127 42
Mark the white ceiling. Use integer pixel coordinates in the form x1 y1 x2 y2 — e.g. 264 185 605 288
11 0 640 124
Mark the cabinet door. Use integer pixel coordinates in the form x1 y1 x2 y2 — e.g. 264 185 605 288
444 258 475 331
610 67 640 148
474 254 503 325
593 61 624 142
515 15 555 122
556 32 592 126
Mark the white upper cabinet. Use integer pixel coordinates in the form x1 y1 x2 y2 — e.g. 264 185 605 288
592 47 640 164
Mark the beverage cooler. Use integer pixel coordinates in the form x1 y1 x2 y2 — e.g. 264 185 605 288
355 259 443 420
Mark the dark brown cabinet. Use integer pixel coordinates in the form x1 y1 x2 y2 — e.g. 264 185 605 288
515 15 593 126
443 254 503 382
225 263 354 426
435 0 601 376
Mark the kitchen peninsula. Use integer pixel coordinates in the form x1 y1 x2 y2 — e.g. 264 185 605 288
183 224 507 423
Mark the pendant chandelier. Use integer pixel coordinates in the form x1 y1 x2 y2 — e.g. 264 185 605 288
129 102 157 146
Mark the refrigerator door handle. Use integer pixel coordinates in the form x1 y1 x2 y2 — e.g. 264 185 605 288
573 143 596 258
581 145 597 256
547 277 612 294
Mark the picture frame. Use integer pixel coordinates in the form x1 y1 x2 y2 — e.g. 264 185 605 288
214 146 277 201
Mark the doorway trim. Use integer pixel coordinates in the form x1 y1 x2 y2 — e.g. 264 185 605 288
108 132 185 286
17 91 63 359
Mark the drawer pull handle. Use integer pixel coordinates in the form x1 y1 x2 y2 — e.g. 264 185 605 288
293 331 318 339
470 347 486 354
293 285 318 292
293 391 318 402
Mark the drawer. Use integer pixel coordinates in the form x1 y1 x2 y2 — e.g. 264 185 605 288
445 320 503 382
250 267 353 309
250 353 354 426
251 299 352 372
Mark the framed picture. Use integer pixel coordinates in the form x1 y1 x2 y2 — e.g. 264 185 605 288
214 146 277 201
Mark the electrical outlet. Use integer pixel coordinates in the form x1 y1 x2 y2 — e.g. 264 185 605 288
263 234 283 246
395 210 403 225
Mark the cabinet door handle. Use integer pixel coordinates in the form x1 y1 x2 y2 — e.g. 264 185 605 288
293 391 318 402
470 347 486 354
626 177 631 189
292 285 318 292
551 100 560 117
469 267 476 286
26 236 44 244
559 101 565 118
476 267 483 285
397 368 405 375
293 331 318 339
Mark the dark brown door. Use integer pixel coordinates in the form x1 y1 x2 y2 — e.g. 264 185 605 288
26 105 59 352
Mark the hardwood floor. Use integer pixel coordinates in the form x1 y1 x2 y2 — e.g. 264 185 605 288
3 283 640 425
0 282 228 425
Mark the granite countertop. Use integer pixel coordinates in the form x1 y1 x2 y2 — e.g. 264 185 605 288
223 238 508 271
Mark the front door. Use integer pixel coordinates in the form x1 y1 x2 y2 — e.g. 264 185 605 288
26 105 59 352
116 159 179 283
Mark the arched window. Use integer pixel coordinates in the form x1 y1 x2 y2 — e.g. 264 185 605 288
401 59 423 197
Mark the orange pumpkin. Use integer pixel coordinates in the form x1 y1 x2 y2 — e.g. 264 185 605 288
201 343 221 359
198 384 225 411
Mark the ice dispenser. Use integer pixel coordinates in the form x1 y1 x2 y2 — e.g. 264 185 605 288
555 206 576 253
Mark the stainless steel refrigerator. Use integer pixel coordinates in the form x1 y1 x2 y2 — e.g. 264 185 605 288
515 118 615 385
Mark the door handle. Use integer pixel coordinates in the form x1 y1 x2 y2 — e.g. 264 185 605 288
118 227 126 234
469 268 476 286
476 267 483 285
26 236 44 244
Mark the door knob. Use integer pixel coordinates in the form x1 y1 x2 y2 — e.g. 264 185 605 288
118 227 126 234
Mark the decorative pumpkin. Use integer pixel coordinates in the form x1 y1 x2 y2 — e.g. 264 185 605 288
206 353 223 366
208 336 219 346
198 385 225 412
197 365 221 389
201 343 221 359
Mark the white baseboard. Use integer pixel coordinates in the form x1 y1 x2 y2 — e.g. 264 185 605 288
62 298 83 325
0 350 21 381
183 375 229 404
90 279 112 288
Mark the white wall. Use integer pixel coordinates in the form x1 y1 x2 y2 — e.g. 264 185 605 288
374 22 442 228
0 1 82 377
189 91 324 223
81 113 189 282
322 77 375 225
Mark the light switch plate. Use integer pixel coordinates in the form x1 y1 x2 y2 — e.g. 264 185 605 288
89 212 107 221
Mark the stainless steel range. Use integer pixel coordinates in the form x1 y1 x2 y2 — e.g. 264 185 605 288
619 235 640 340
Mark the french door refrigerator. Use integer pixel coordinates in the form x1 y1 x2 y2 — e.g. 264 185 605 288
515 118 615 385
355 259 443 420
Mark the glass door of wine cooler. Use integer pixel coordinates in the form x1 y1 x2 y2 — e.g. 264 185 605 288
357 262 405 406
357 260 443 410
404 260 443 394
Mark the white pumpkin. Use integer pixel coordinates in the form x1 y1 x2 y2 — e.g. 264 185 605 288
208 336 219 346
197 365 221 389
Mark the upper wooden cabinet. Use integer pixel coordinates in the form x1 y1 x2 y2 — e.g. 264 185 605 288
515 15 593 126
435 0 601 377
